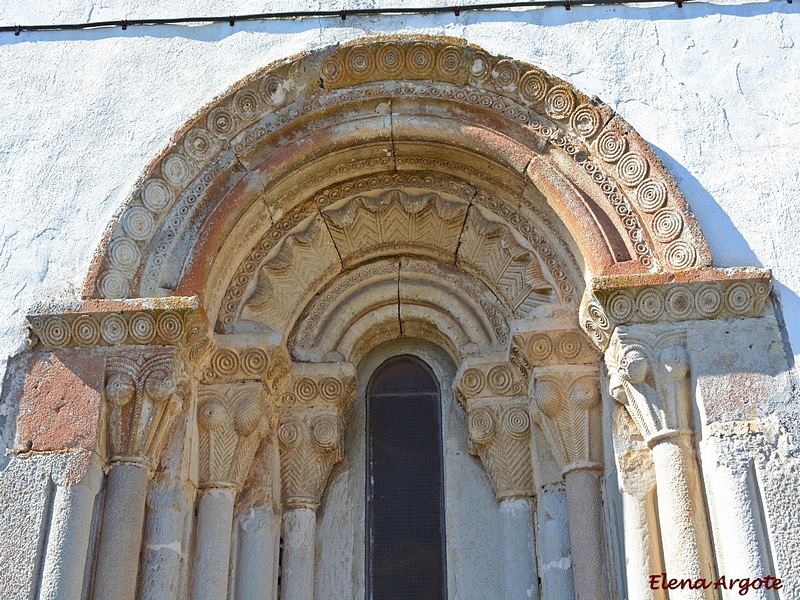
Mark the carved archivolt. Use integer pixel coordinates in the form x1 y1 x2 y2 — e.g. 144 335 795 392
85 37 712 309
105 348 187 468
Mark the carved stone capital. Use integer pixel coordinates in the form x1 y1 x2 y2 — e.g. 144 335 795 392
531 365 603 475
276 362 356 510
456 359 533 500
197 382 269 490
105 347 188 469
512 327 600 374
605 325 692 445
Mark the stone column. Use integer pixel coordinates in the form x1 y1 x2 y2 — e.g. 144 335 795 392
606 327 716 600
39 454 103 600
234 507 281 600
276 362 356 600
191 382 270 600
93 349 187 600
532 365 611 600
611 404 666 600
455 360 539 600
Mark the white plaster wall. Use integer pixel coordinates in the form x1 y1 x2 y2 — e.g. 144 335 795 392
1 3 798 408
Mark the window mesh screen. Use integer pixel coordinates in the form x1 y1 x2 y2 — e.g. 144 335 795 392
367 356 446 600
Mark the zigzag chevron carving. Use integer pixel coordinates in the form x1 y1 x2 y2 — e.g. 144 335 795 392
458 208 556 318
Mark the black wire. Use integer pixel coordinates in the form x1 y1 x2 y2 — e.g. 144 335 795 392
1 1 692 35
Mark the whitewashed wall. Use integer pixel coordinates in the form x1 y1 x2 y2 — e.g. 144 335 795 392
0 1 797 434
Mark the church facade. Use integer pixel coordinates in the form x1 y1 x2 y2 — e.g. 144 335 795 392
0 4 799 600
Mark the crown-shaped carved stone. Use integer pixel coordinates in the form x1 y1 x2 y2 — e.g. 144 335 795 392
605 326 691 445
531 365 602 475
196 382 268 489
276 362 356 509
455 357 534 500
105 348 187 469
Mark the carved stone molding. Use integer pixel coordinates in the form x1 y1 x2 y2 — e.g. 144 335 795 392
277 362 356 509
456 360 533 500
28 297 211 363
530 365 602 475
199 343 291 388
105 347 188 469
605 325 692 445
580 268 772 350
197 382 269 489
512 328 600 375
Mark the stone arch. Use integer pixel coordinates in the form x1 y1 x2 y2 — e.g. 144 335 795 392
20 34 781 600
84 37 711 329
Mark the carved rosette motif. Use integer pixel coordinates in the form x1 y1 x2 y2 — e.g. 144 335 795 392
456 361 533 500
605 326 692 445
105 348 187 469
277 363 357 510
196 383 268 489
531 366 603 475
199 344 291 388
512 329 600 376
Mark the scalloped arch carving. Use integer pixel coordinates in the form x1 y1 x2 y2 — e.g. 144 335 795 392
85 36 712 340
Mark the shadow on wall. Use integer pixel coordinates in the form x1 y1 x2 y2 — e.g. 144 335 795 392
651 141 799 366
0 1 796 45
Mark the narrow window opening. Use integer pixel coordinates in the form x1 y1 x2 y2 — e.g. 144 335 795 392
366 355 447 599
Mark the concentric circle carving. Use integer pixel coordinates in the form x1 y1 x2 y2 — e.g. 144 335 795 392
527 333 554 362
208 107 236 138
570 105 601 138
163 155 191 186
696 284 723 317
347 46 374 77
554 331 582 360
295 378 318 403
726 283 754 315
487 365 513 395
319 377 344 401
107 238 141 273
311 415 339 449
651 208 683 243
545 86 575 120
129 313 156 343
436 46 461 76
492 59 519 89
212 348 239 377
519 69 548 103
460 368 485 396
241 348 268 377
503 406 531 439
142 179 172 213
665 240 697 270
607 290 635 322
72 315 100 346
665 286 694 319
617 152 649 186
571 378 599 410
636 178 668 213
278 418 300 447
596 130 627 162
101 313 127 345
468 408 495 444
377 43 404 75
183 128 214 161
637 289 664 321
233 89 260 119
122 207 155 241
43 316 70 348
408 43 434 74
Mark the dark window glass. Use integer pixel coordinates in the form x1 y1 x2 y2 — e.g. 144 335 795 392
367 356 447 600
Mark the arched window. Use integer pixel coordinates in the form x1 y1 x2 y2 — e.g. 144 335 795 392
366 355 447 599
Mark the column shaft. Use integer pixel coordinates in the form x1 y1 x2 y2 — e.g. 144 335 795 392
500 497 539 600
651 435 716 600
621 490 666 600
39 459 102 600
280 507 317 600
190 487 236 600
564 468 611 600
234 507 280 600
